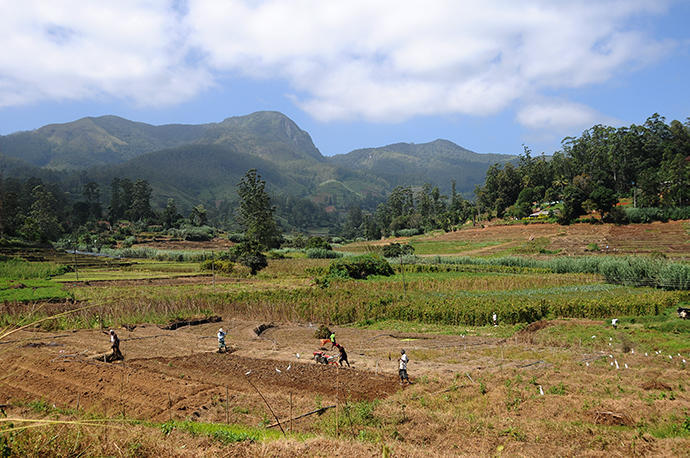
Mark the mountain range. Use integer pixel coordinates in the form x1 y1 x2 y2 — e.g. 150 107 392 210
0 111 516 212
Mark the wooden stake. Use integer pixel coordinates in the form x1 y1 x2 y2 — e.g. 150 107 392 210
225 385 229 424
335 365 339 438
73 245 79 282
76 392 80 411
244 374 286 437
120 365 125 417
266 405 335 428
168 393 172 421
290 392 293 432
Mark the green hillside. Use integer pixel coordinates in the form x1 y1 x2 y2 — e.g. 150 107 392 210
0 111 516 214
330 139 516 196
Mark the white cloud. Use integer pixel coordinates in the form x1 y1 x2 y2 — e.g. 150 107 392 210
517 101 622 131
185 0 673 122
0 0 676 123
0 0 210 108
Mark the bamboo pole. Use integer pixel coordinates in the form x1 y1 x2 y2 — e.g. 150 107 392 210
244 374 286 437
266 405 335 428
289 392 293 432
225 385 229 424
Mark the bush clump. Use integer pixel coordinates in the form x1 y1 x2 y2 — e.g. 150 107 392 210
306 236 332 251
393 228 422 237
624 206 690 223
306 248 343 259
170 225 216 241
327 254 394 279
314 324 332 339
382 243 415 258
200 259 234 274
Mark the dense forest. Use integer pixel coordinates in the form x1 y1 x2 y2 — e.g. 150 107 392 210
0 114 688 246
475 114 690 224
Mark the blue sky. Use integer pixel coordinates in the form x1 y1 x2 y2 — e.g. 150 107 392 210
0 1 688 157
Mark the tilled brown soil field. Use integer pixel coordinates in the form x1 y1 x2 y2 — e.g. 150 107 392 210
0 321 407 424
2 319 689 456
352 220 690 257
436 220 690 256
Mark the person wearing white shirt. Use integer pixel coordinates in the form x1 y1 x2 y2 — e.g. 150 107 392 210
398 349 410 384
217 328 227 353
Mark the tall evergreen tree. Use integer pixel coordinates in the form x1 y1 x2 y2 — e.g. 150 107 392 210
237 169 281 250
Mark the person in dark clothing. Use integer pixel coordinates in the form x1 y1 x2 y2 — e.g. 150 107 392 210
109 329 123 360
335 343 350 367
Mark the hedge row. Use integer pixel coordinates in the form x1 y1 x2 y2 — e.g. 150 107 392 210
393 264 551 275
412 255 689 290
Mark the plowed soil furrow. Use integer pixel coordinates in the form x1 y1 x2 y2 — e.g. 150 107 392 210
1 342 398 423
132 353 398 402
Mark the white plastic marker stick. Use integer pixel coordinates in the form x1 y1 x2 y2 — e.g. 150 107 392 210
585 362 589 367
591 336 596 339
645 353 648 357
296 353 300 359
245 370 251 375
624 363 629 369
276 368 281 373
286 364 291 371
683 359 687 364
669 355 673 360
631 349 634 354
615 360 619 369
539 385 544 396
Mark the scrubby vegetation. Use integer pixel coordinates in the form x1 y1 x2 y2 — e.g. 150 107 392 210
327 254 394 279
407 255 690 290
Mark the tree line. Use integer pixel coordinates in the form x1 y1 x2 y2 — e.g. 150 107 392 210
475 114 689 223
1 113 687 245
341 180 476 239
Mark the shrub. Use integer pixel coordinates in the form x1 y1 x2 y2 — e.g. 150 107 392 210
306 236 332 250
314 324 332 339
267 250 286 259
229 241 267 275
200 259 234 274
121 236 136 248
327 254 394 279
172 225 216 241
394 228 422 237
306 248 343 259
382 243 415 258
227 233 245 243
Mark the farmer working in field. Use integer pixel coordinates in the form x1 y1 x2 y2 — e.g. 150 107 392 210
217 327 227 353
398 349 410 384
109 329 123 361
335 343 350 367
329 331 337 349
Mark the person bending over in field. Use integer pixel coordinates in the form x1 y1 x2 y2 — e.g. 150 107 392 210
335 343 350 367
108 329 123 361
329 331 337 349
